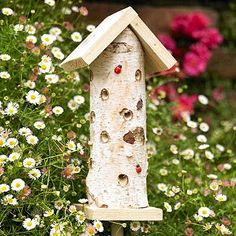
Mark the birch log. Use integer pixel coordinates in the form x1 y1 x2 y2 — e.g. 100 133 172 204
87 27 148 208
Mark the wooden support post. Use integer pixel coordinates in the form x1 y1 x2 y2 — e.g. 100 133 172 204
111 223 124 236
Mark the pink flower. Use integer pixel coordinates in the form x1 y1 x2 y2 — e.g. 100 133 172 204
171 12 209 38
190 43 212 61
183 52 208 76
172 94 198 120
151 84 177 101
158 33 176 52
192 28 223 49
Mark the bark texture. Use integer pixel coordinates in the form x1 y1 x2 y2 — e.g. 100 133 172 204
87 27 148 208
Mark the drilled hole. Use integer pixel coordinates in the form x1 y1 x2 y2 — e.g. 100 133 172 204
90 111 95 123
100 131 109 143
135 69 142 81
118 174 129 186
123 131 135 144
119 108 133 121
136 99 143 110
100 88 109 100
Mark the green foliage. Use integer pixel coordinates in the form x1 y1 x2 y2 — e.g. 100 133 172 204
0 1 235 235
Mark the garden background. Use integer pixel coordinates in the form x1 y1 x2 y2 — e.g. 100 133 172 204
0 0 235 235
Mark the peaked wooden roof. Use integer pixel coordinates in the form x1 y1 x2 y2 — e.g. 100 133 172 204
61 7 176 73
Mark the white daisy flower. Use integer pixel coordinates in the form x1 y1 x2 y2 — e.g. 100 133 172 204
45 74 59 84
198 144 210 150
26 35 37 44
68 99 79 111
172 159 180 165
130 221 140 232
19 127 32 136
170 144 178 154
39 95 46 104
4 102 19 116
93 220 104 232
28 168 41 180
53 51 64 60
209 181 219 191
43 209 54 217
67 140 76 151
78 198 88 204
74 95 85 105
61 7 72 15
25 25 36 34
52 106 64 115
72 6 79 12
196 134 207 143
65 204 75 214
180 148 194 160
199 122 209 132
172 186 180 193
198 95 209 105
205 150 214 160
187 120 197 129
2 194 18 205
8 152 21 162
26 135 39 145
0 54 11 61
44 0 55 6
1 7 14 16
157 183 168 192
174 202 181 210
198 207 211 218
0 136 6 147
14 24 24 32
0 71 11 79
0 154 8 165
71 32 82 42
23 158 36 168
49 27 61 36
11 178 25 192
224 163 232 170
215 194 227 202
41 34 56 46
86 24 96 32
24 80 36 89
207 174 218 180
34 121 46 130
75 213 85 224
26 90 40 105
23 218 37 230
194 214 203 222
164 202 172 212
6 138 18 149
0 184 10 193
216 144 225 152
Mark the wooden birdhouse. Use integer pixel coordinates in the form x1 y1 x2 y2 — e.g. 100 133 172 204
61 6 176 235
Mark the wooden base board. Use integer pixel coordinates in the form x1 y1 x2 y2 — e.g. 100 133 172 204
77 205 163 221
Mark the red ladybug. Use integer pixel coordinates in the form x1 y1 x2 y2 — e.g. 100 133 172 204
136 164 142 174
114 65 122 74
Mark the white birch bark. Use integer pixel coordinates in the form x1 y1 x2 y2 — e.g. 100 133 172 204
86 27 148 208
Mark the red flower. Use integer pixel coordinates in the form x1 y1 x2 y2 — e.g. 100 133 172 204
151 84 177 101
190 43 212 61
171 12 209 38
192 28 223 49
183 52 208 77
172 94 198 120
158 33 176 52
